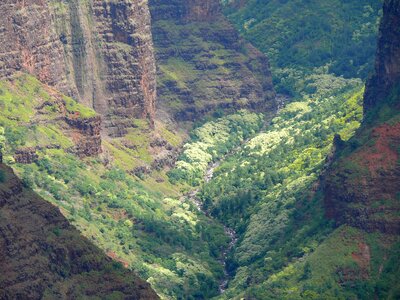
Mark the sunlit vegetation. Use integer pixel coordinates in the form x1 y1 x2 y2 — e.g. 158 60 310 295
168 110 264 186
0 75 230 300
2 0 398 297
193 75 368 298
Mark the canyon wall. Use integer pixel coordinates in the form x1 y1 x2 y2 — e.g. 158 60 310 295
0 0 156 136
364 0 400 113
324 0 400 234
0 163 158 299
149 0 276 121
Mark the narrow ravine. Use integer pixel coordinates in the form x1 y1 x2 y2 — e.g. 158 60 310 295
183 139 254 293
204 161 238 293
184 159 238 294
182 96 287 294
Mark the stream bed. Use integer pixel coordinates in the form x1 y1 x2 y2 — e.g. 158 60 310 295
184 158 238 293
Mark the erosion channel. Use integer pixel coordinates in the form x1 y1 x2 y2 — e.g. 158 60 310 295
184 158 238 294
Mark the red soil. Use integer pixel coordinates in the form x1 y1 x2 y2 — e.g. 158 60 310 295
106 251 130 268
355 122 400 176
351 242 371 279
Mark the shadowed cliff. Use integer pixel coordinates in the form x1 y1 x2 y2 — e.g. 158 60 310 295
0 163 159 299
149 0 276 122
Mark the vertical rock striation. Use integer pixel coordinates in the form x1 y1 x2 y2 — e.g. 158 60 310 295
0 0 157 136
364 0 400 113
0 0 69 91
149 0 276 122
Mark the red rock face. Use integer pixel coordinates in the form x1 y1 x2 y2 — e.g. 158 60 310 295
325 123 400 234
0 0 69 92
324 0 400 234
65 115 103 158
0 0 157 136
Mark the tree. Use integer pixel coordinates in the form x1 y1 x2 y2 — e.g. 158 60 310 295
0 127 5 163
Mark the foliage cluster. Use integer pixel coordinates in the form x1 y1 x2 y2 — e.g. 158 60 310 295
0 75 229 300
168 110 264 186
194 76 366 298
222 0 381 96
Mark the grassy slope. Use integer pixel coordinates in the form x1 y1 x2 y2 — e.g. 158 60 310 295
187 76 366 298
245 89 400 300
0 74 274 299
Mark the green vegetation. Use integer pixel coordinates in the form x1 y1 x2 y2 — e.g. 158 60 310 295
168 111 264 186
223 0 381 96
2 0 398 297
0 74 93 152
189 76 366 298
0 74 231 299
241 227 400 299
0 126 5 153
0 127 5 182
18 153 228 299
151 7 275 121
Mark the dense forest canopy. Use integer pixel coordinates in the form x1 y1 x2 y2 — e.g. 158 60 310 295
222 0 382 95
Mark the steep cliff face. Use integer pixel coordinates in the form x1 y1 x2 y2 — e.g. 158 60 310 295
0 0 156 136
0 1 69 91
0 164 158 299
364 0 400 113
184 0 221 21
149 0 276 122
325 0 400 234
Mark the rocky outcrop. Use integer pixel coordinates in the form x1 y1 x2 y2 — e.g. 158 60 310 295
0 163 159 299
324 123 400 234
364 0 400 113
149 0 276 122
324 0 400 234
13 147 39 164
65 115 102 158
0 0 156 135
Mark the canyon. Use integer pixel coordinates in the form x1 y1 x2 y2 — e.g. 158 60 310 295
0 0 399 299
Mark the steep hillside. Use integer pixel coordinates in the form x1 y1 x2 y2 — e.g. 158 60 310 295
0 163 158 299
0 0 156 135
181 0 399 298
223 0 382 95
149 0 276 122
0 74 231 299
325 0 400 240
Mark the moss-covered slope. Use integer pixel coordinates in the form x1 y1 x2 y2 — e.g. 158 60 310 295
149 0 276 123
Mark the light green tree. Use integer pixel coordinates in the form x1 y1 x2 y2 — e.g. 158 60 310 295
0 127 5 163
